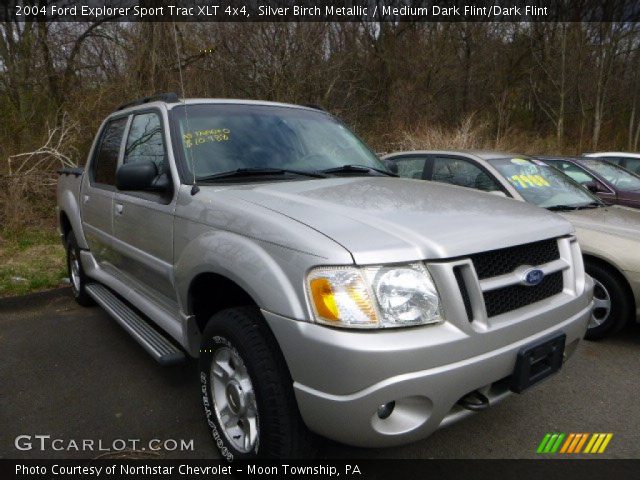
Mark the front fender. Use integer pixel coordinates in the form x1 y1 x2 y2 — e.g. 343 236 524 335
174 230 308 321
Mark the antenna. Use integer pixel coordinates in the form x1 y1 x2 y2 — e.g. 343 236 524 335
172 21 199 195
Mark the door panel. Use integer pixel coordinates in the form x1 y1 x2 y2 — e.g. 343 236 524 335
81 185 114 265
617 191 640 209
112 111 177 308
80 117 128 268
112 197 176 305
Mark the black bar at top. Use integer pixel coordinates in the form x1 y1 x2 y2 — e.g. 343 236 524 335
2 0 640 22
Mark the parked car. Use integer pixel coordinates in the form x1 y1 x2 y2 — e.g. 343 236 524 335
57 96 592 459
584 152 640 176
384 150 640 340
539 156 640 209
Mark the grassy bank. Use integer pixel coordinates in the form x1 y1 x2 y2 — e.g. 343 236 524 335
0 228 67 297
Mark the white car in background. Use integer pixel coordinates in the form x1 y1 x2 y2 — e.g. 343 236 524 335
584 152 640 176
384 150 640 340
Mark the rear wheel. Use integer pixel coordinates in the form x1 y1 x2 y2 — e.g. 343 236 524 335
66 232 94 307
199 307 314 459
584 261 631 340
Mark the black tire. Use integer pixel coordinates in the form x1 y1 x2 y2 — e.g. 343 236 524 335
584 261 632 340
66 232 95 307
199 307 314 460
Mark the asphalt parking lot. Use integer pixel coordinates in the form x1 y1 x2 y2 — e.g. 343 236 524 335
1 288 639 460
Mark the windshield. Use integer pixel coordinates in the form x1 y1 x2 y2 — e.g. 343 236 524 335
487 157 600 208
170 104 385 180
580 159 640 191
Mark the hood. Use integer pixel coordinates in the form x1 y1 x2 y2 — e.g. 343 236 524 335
561 205 640 241
213 177 573 264
222 177 574 263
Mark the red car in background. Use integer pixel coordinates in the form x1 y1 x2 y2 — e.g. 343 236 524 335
537 156 640 210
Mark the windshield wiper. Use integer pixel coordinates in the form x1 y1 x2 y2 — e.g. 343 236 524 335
574 201 604 210
547 201 604 211
546 204 579 211
320 164 398 177
198 167 327 182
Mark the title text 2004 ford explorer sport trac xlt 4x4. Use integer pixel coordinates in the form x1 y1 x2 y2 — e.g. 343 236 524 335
57 94 593 459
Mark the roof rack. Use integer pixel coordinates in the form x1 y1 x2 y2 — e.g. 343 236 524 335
116 92 180 111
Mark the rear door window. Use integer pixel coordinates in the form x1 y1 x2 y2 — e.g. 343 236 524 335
602 157 625 167
622 158 640 175
92 118 128 186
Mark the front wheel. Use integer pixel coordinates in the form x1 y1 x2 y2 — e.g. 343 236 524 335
584 262 631 340
199 307 314 459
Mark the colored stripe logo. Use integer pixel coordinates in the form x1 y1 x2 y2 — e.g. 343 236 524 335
537 433 613 454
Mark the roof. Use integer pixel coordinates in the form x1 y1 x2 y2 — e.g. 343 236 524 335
116 93 322 114
383 149 526 160
534 155 582 161
470 150 527 160
584 152 640 159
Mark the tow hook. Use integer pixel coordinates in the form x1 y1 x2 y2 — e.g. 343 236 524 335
457 390 490 411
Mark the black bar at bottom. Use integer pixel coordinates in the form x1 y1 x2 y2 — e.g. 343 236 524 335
2 459 639 480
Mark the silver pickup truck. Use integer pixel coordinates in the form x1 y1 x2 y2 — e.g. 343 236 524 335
57 94 593 459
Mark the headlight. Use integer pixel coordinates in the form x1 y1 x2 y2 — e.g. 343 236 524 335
367 264 441 326
306 263 442 329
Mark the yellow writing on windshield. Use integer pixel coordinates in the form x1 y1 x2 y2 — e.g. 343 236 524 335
510 174 551 188
183 128 230 148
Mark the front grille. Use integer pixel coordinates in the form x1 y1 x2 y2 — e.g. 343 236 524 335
469 239 560 280
483 271 564 317
453 266 473 321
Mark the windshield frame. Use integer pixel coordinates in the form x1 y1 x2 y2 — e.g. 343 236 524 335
168 102 386 184
486 156 604 208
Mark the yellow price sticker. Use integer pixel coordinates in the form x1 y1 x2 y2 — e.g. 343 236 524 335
510 174 551 188
183 128 230 148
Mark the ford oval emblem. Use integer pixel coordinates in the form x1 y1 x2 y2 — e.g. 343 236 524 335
523 269 545 286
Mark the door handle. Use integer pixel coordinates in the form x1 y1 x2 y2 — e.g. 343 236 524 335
115 203 124 215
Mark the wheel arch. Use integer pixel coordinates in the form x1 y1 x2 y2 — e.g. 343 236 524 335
185 272 294 368
582 253 636 320
59 210 73 242
188 272 259 334
176 230 308 353
57 187 89 249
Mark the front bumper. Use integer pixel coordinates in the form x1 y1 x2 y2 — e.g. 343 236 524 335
264 279 592 448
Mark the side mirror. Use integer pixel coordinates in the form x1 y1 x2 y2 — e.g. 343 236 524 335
583 181 601 193
384 161 399 174
116 161 169 191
